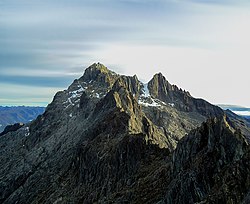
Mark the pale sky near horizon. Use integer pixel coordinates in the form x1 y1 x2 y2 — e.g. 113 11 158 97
0 0 250 107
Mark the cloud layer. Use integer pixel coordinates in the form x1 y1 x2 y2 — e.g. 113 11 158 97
0 0 250 106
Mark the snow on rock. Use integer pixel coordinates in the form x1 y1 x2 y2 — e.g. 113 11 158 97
64 98 75 109
63 81 86 108
75 99 80 103
95 93 100 98
141 83 150 97
138 98 161 107
24 127 30 137
69 87 85 98
139 83 168 108
168 103 175 107
68 98 73 105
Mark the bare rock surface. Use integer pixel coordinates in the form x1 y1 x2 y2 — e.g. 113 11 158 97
0 63 249 204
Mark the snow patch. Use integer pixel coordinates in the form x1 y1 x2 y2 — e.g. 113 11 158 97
64 104 71 109
63 83 85 108
138 98 161 107
169 103 175 107
69 87 84 98
68 98 73 105
95 93 100 98
139 84 167 108
64 98 74 109
69 113 73 117
77 80 84 90
24 127 30 137
142 83 150 97
75 99 80 103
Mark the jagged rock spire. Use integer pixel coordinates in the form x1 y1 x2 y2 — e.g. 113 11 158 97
148 72 175 101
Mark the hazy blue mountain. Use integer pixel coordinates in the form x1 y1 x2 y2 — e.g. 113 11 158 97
0 106 45 132
218 104 250 118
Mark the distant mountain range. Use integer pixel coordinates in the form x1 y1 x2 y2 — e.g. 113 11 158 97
0 106 45 132
219 104 250 119
0 63 249 203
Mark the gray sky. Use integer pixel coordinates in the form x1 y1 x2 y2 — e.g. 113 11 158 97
0 0 250 107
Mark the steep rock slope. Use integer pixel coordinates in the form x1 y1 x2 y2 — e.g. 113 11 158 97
165 117 250 204
0 63 249 203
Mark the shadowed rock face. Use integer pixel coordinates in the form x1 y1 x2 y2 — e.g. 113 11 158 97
0 63 249 204
165 117 250 204
0 123 24 136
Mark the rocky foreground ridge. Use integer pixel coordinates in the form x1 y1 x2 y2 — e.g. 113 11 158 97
0 63 249 203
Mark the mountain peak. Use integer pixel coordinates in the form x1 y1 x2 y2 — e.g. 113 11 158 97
79 63 118 88
88 62 109 73
148 72 175 101
152 72 164 78
82 63 113 79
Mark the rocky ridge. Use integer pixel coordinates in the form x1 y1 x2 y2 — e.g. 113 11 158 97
165 116 250 203
0 63 249 203
0 123 24 137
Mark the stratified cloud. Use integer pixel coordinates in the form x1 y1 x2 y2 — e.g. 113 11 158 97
0 74 74 88
0 83 62 106
0 0 250 106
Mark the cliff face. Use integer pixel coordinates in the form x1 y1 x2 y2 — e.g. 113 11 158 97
166 117 250 204
0 63 249 204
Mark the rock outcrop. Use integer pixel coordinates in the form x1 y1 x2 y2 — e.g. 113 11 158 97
0 123 24 136
165 116 250 204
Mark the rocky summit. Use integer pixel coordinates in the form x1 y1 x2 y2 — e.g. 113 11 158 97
0 63 249 204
